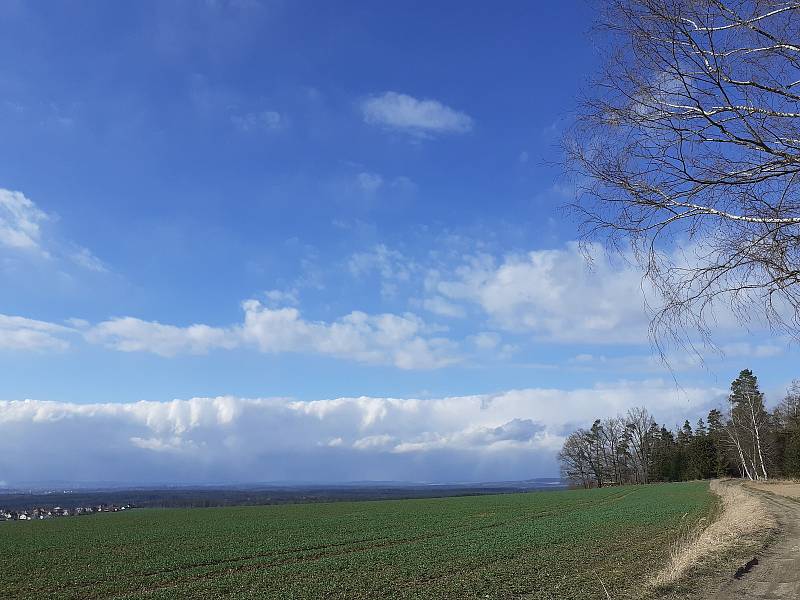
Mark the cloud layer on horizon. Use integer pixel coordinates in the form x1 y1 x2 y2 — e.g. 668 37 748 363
0 382 723 484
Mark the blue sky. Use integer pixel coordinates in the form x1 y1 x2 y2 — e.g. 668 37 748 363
1 1 798 484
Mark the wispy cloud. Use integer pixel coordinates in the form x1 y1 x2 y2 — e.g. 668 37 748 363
422 296 466 319
69 246 108 272
361 92 473 138
355 172 383 193
348 243 416 298
348 244 413 281
0 188 49 254
0 314 75 351
263 288 299 307
0 187 107 272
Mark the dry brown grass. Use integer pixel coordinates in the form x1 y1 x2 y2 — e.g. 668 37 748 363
649 479 776 589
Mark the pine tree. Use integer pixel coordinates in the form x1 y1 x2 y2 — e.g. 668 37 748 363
728 369 770 480
784 432 800 478
706 409 731 477
688 418 714 479
695 418 707 437
776 381 800 477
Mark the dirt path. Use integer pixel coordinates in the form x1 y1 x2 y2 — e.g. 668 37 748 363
712 483 800 599
749 482 800 500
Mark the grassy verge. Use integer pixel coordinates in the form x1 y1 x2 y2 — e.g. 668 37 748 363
646 480 777 600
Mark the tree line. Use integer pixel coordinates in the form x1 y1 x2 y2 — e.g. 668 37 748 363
559 370 800 488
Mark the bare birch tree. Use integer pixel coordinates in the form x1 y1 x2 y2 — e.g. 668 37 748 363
775 379 800 424
625 407 656 483
566 0 800 347
559 409 661 486
559 430 594 488
601 417 626 484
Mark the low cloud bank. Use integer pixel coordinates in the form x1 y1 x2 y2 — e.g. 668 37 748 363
0 382 723 485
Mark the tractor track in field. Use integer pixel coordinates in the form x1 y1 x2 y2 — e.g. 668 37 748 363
14 488 644 600
105 488 641 600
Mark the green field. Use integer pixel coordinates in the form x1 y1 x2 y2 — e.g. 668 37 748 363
0 482 714 599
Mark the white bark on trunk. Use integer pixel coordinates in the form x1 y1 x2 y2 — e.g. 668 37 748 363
728 403 754 480
749 396 769 480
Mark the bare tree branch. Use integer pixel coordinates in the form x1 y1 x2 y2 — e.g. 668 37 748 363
565 0 800 350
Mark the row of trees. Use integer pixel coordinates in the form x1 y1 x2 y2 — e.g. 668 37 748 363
559 370 800 488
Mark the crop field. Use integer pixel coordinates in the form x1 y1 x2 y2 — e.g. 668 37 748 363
0 482 714 599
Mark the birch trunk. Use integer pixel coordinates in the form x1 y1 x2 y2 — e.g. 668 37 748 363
745 393 768 480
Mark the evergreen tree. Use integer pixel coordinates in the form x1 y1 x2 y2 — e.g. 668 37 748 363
695 418 707 437
687 419 714 480
557 374 800 487
776 381 800 477
784 431 800 478
674 420 693 479
728 369 770 480
706 409 731 477
652 427 678 481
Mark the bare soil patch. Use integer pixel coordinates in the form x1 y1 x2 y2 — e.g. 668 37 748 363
747 481 800 500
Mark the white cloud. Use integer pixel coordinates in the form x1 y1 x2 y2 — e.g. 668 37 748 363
342 240 758 352
263 288 299 306
721 342 785 359
240 301 458 369
565 338 787 373
344 241 659 345
420 241 769 349
348 244 416 298
231 110 283 132
0 314 74 351
348 244 412 281
430 243 652 344
85 317 239 357
352 434 395 451
9 236 772 366
69 246 107 272
0 188 48 253
470 331 501 350
0 187 107 271
393 418 547 454
566 351 703 373
344 242 656 344
79 301 458 369
361 92 473 138
422 295 466 319
0 382 723 484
